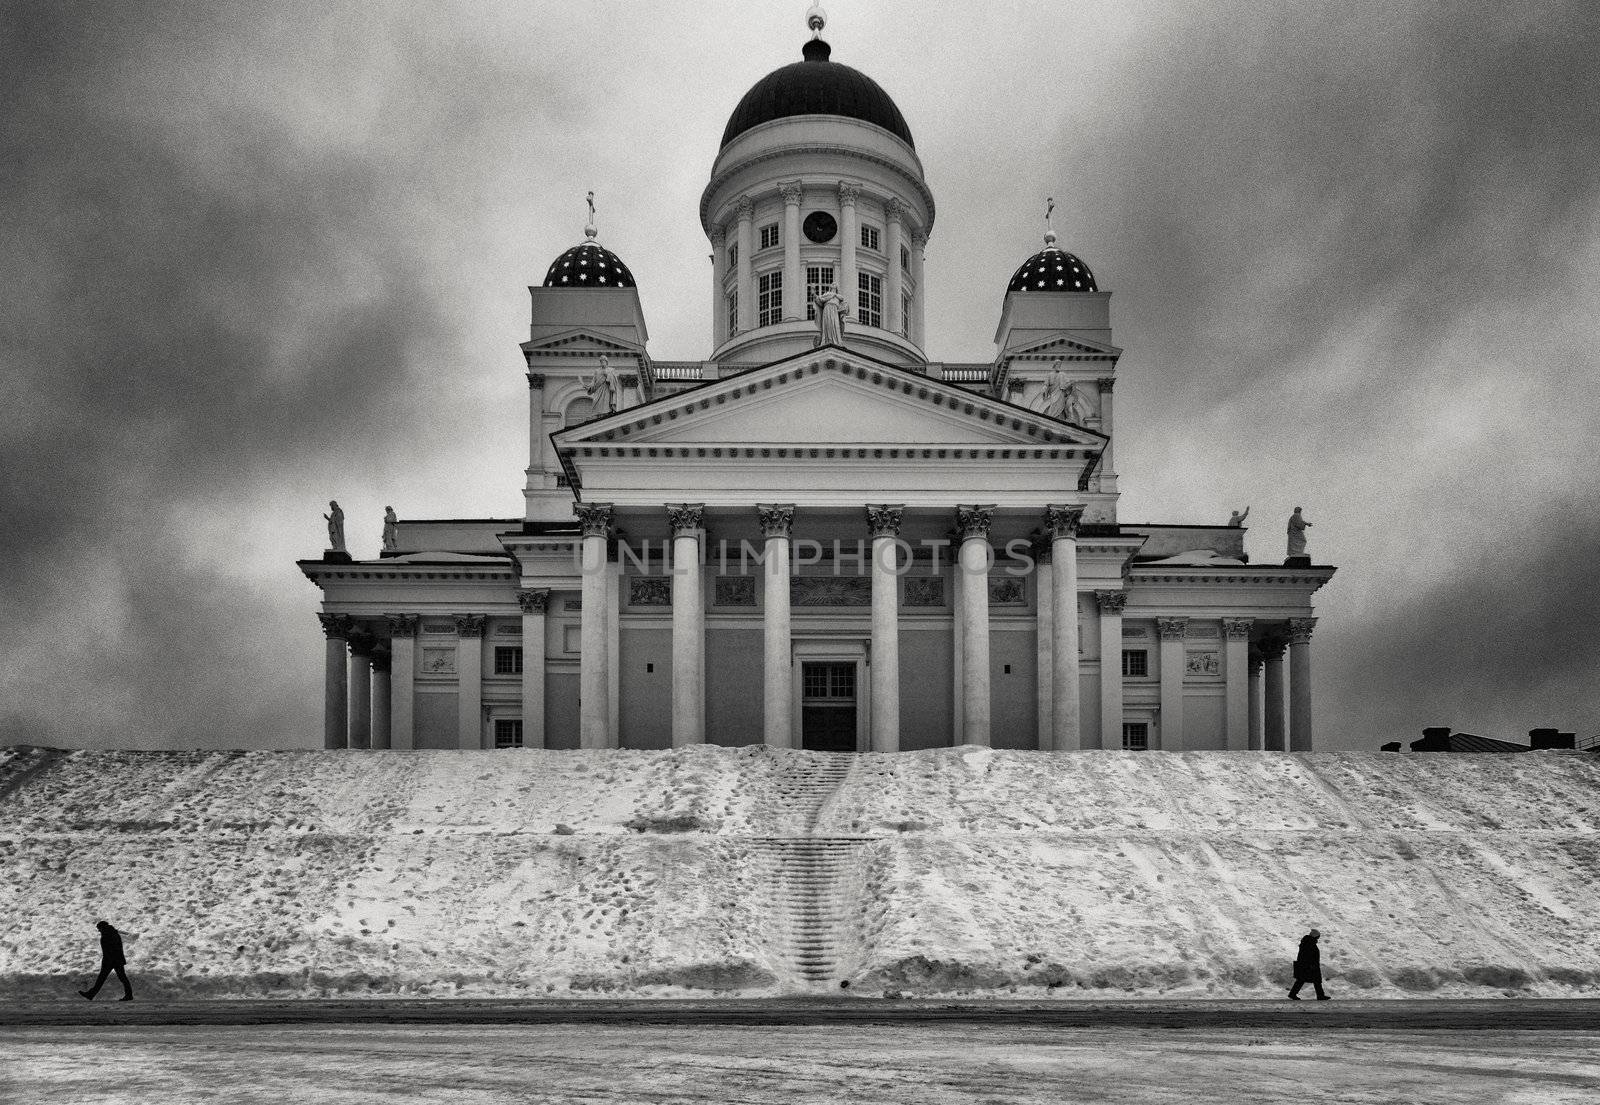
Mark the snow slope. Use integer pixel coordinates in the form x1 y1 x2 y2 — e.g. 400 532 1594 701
1 744 1596 998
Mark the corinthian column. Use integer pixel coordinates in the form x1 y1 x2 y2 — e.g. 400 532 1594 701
780 182 803 320
866 504 904 753
384 614 418 750
758 505 795 748
574 503 613 749
319 613 352 750
885 198 905 336
347 630 375 750
454 615 485 749
517 589 550 749
1045 505 1084 751
910 229 927 346
668 503 706 746
1223 618 1253 751
839 181 860 319
1156 617 1188 750
1262 635 1287 752
956 505 994 747
370 649 392 750
1288 617 1317 751
1095 591 1127 751
735 196 754 334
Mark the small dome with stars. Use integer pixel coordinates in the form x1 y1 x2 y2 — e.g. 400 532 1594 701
542 235 636 289
1007 232 1098 293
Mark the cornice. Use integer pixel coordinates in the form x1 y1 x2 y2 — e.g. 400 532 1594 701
301 564 517 583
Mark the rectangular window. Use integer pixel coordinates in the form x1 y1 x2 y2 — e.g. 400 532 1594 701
860 224 880 252
857 271 882 328
494 718 524 749
727 291 738 337
1121 649 1149 678
1122 722 1149 751
758 271 783 327
728 242 738 268
901 292 911 337
802 663 856 700
759 223 780 250
900 244 910 272
805 264 835 320
493 646 523 675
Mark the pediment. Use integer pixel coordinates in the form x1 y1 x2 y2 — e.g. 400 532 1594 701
553 349 1106 452
522 329 643 356
1005 333 1122 360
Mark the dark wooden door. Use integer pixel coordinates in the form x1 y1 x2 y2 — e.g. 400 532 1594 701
801 662 858 752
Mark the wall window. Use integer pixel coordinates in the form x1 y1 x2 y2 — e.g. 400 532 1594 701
727 242 738 269
805 264 835 320
758 271 783 327
1121 722 1149 751
1122 649 1149 678
900 244 910 272
857 272 882 328
494 718 524 749
759 223 780 250
493 646 523 675
860 224 880 252
901 292 912 337
727 291 738 337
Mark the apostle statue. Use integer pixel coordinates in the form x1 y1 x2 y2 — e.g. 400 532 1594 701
1228 506 1250 527
1061 381 1093 424
1286 507 1312 557
1029 360 1074 419
579 356 621 416
812 285 847 346
324 500 346 553
382 506 398 551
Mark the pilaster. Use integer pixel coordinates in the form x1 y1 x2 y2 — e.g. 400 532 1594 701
1095 590 1127 751
1156 616 1188 750
453 614 485 750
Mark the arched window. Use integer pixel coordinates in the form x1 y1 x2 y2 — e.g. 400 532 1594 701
564 397 596 427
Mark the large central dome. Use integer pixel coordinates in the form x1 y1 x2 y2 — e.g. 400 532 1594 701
720 39 914 150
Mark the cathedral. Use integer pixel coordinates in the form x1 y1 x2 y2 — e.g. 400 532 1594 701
300 10 1334 755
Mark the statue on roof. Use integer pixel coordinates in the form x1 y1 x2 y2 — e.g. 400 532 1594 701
1228 506 1250 527
812 285 847 346
1030 359 1074 419
324 500 345 553
580 355 621 415
1287 506 1312 558
382 506 398 550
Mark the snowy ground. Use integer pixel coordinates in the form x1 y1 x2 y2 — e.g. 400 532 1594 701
2 744 1597 999
4 1023 1599 1104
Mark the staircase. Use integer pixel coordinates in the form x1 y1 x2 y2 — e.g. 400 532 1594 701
752 752 871 986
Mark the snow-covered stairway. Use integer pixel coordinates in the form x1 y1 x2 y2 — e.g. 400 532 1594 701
764 751 856 832
751 836 871 985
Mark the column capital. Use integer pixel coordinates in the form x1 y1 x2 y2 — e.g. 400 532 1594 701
454 614 487 638
757 503 795 539
838 180 862 205
666 502 705 536
1223 617 1255 640
383 613 419 638
865 504 904 538
1156 616 1189 641
318 612 354 639
1288 617 1318 644
573 502 613 537
955 504 994 540
1044 504 1085 540
710 226 726 248
1095 590 1128 614
910 228 928 249
526 372 546 390
517 589 551 615
347 629 378 658
1259 637 1288 661
779 180 804 205
1096 376 1116 394
736 194 753 219
884 197 904 224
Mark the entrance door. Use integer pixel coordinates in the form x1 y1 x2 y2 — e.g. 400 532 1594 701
801 662 858 752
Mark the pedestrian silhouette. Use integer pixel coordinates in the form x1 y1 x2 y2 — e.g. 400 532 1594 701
78 920 134 1002
1288 928 1329 1001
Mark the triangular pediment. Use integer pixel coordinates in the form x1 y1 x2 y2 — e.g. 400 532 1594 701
521 329 643 356
1005 333 1122 360
553 348 1106 451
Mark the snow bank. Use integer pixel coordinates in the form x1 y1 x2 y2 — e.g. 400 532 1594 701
2 744 1597 998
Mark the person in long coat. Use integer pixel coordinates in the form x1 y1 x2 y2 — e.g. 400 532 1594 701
1289 928 1328 1000
78 920 134 1001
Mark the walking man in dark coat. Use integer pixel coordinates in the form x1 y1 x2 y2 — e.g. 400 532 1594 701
78 920 134 1001
1288 928 1329 1000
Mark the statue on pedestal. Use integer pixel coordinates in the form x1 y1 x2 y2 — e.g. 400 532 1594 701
1228 506 1250 527
579 356 620 416
382 506 398 551
1287 507 1312 558
324 500 345 553
812 285 847 346
1030 360 1075 419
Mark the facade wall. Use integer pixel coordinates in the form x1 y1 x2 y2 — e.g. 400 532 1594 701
619 625 673 749
1079 665 1101 749
989 627 1037 749
415 691 458 749
545 672 580 749
706 627 764 746
899 626 953 749
1183 691 1226 750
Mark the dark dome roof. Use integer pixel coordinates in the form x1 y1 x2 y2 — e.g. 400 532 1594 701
721 39 914 150
1007 236 1098 293
542 238 636 289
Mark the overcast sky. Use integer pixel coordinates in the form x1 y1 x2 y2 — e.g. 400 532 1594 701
3 1 1598 751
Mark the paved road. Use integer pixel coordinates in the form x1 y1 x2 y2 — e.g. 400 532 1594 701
3 996 1596 1030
